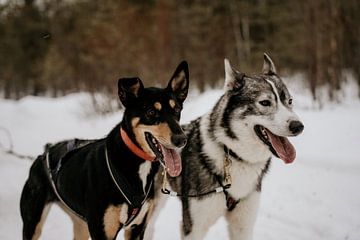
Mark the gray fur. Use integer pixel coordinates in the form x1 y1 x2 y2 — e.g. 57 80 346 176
148 55 303 239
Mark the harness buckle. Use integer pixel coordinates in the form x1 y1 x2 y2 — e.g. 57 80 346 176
169 191 178 196
215 187 224 193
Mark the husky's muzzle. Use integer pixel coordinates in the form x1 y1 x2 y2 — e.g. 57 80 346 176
254 121 304 164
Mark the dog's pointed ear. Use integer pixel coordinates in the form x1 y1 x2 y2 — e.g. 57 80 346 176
224 58 244 91
262 53 277 75
118 77 144 107
167 61 189 103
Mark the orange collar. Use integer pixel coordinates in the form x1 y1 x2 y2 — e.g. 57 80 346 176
120 128 155 161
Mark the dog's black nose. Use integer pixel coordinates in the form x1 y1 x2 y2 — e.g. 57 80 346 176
171 134 187 148
289 121 304 135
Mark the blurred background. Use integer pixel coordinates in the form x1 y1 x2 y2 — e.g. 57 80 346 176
0 0 359 102
1 1 360 239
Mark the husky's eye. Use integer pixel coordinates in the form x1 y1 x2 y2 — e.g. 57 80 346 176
288 98 293 105
174 107 181 114
259 100 271 107
146 109 156 117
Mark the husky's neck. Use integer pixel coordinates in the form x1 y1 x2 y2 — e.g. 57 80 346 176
200 94 272 166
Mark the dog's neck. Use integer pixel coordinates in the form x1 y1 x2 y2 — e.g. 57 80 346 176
120 128 154 161
106 124 159 193
106 124 151 164
200 95 272 166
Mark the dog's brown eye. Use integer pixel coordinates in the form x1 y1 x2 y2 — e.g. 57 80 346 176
288 99 293 105
147 109 155 117
259 100 271 107
174 107 181 114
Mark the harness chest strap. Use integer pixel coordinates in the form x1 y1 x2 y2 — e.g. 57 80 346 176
46 147 149 226
105 145 154 226
45 151 87 221
46 128 156 226
161 144 241 211
106 128 157 226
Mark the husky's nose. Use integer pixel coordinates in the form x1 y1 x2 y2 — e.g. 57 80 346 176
289 121 304 135
171 134 187 148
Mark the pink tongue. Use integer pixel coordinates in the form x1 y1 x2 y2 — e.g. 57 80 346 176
265 129 296 164
160 145 182 177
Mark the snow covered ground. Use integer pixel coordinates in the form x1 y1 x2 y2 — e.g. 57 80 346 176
0 86 360 240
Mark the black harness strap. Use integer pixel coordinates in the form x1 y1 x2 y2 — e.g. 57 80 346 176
161 145 242 211
105 145 153 226
161 173 238 211
161 183 230 198
46 140 153 226
46 148 87 221
214 174 240 211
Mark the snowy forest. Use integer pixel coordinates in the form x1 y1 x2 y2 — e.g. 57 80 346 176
0 1 360 240
0 0 360 101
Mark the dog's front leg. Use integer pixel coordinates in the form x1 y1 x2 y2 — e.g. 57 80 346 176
225 191 260 240
87 206 122 240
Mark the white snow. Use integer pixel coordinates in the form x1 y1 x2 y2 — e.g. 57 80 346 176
0 87 360 239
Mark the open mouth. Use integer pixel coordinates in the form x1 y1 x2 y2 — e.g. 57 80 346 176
254 125 296 164
145 132 182 177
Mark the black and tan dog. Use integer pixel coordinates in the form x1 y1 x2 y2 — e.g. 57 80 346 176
20 61 189 240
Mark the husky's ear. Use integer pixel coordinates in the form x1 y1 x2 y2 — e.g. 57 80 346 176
262 53 277 75
118 77 144 107
167 61 189 103
224 58 244 91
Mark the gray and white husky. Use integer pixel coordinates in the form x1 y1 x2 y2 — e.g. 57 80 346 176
144 54 304 240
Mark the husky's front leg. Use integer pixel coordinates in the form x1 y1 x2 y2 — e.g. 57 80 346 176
142 192 168 239
225 192 260 240
182 196 223 240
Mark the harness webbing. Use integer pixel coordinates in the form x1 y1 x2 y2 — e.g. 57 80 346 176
105 145 153 226
46 151 87 221
45 141 154 227
161 143 241 210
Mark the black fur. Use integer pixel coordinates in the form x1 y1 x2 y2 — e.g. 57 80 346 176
256 158 271 192
20 61 189 240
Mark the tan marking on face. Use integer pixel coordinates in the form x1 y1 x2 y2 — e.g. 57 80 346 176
169 99 176 109
131 117 140 128
132 118 155 157
154 102 162 111
103 205 121 239
132 117 176 155
138 123 173 147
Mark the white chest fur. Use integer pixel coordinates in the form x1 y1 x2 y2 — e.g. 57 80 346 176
138 161 152 191
228 160 266 200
